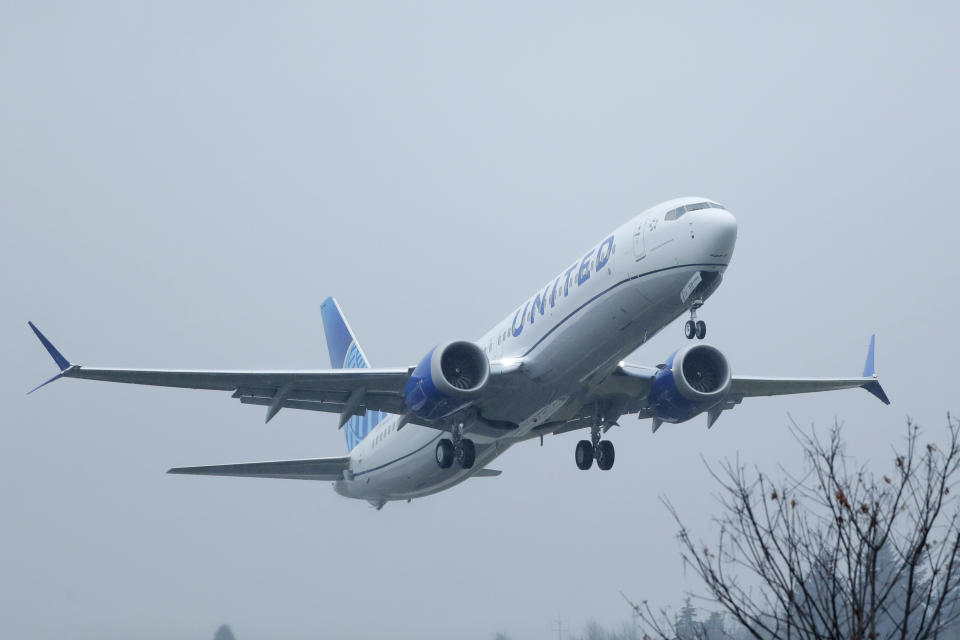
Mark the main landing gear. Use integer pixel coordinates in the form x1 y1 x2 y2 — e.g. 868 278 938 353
684 301 707 340
575 419 615 471
435 424 475 470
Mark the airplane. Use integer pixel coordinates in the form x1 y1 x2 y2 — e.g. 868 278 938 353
28 197 889 509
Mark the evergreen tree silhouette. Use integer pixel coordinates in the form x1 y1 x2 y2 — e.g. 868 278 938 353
213 624 236 640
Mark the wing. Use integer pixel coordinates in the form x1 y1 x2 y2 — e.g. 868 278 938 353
730 334 889 405
27 322 411 424
540 335 888 436
168 456 350 480
730 375 889 404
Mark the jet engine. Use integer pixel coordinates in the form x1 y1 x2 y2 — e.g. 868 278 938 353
404 341 490 420
648 343 731 424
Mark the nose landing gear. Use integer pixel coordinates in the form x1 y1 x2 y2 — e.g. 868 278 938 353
684 301 706 340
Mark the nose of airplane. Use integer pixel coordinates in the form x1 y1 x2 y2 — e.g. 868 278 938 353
701 208 738 259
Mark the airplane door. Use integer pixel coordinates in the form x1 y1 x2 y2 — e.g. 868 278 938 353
633 221 646 260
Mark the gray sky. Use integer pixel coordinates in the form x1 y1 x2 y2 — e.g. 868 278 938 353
2 2 958 639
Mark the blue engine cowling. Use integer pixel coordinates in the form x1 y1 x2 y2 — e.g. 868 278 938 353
404 341 490 420
648 343 731 424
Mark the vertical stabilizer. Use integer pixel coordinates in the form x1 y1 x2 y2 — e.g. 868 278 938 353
321 297 371 369
320 297 385 450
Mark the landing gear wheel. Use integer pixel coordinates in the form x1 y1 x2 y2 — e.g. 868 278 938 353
575 440 594 470
435 439 454 469
695 320 706 340
596 440 615 471
686 300 705 340
455 439 476 469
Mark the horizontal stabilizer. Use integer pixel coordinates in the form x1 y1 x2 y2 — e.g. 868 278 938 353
167 456 351 481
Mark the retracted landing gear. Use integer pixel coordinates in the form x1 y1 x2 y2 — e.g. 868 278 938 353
435 423 475 470
575 416 615 471
684 301 706 340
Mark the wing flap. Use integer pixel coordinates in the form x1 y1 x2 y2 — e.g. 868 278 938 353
236 394 408 416
167 456 351 481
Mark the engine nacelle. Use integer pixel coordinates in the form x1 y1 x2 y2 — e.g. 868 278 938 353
648 343 732 424
404 341 490 420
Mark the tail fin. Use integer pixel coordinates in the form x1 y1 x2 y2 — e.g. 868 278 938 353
320 297 385 450
321 297 371 369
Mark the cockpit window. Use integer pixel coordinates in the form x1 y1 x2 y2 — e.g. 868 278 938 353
665 201 726 220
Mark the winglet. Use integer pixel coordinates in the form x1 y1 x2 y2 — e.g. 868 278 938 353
29 322 71 372
862 334 877 378
860 335 890 405
27 322 74 394
863 380 890 405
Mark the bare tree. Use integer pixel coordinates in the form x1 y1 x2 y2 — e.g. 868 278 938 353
639 417 960 640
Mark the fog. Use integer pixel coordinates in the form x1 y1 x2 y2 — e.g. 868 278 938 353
2 2 957 639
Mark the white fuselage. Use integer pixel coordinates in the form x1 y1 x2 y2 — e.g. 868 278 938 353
334 198 738 505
